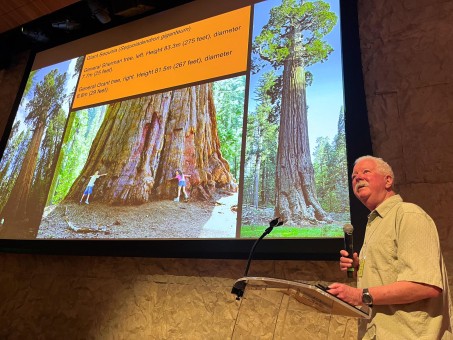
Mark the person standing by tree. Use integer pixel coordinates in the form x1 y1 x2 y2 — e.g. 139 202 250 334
328 156 452 339
80 170 107 204
63 85 234 206
172 169 190 202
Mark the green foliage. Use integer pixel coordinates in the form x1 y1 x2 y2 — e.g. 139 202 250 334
241 223 343 238
0 126 31 210
0 68 69 214
213 76 246 180
51 106 107 204
243 0 342 228
25 69 68 127
248 0 339 210
66 56 85 101
312 107 349 213
253 0 337 71
23 70 37 98
243 71 279 208
74 57 84 78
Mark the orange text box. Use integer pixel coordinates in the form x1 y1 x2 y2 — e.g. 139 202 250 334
72 6 251 109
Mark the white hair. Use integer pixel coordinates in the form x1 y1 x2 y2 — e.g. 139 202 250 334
354 155 395 179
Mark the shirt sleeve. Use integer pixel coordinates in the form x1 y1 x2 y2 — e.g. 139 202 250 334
395 205 443 289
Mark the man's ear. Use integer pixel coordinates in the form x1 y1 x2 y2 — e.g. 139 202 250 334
385 175 393 189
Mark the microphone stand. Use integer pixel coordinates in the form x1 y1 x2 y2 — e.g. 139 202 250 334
231 217 285 300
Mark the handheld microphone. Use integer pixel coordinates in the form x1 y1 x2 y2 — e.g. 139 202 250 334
343 223 354 278
231 217 285 300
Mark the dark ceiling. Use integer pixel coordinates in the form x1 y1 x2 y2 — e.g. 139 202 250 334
0 0 192 68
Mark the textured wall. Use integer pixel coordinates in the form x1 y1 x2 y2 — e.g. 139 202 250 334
357 0 453 256
2 0 453 338
0 254 356 339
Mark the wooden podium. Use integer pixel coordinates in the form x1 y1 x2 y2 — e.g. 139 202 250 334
231 277 371 339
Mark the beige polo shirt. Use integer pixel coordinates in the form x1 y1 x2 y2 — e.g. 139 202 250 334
357 195 452 339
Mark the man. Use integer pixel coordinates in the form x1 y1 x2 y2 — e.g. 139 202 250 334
80 170 107 204
328 155 452 339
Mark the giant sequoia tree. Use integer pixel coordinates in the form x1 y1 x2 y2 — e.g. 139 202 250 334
253 0 336 224
0 69 67 236
65 83 235 204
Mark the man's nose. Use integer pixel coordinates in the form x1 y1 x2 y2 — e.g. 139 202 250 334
352 174 364 184
356 172 365 179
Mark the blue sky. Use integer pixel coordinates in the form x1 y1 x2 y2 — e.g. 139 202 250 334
249 0 344 154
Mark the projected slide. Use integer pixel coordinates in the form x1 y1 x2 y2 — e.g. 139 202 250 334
73 6 250 109
0 0 349 240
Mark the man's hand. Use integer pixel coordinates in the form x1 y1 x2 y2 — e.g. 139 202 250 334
328 283 362 306
339 249 359 274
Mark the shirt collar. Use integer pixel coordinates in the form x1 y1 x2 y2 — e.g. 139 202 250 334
370 194 403 220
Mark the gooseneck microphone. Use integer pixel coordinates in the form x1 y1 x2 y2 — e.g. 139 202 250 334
231 217 285 300
343 223 354 278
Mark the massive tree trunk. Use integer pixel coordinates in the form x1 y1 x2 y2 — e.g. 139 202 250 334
0 118 46 237
65 83 235 205
275 35 331 225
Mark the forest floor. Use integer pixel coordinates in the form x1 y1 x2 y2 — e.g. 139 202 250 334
37 192 239 239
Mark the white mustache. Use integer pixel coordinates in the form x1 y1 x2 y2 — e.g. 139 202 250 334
355 181 369 191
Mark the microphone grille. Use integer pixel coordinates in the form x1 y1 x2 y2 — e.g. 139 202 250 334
343 223 354 234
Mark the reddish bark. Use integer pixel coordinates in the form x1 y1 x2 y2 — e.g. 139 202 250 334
275 39 331 225
66 83 236 205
